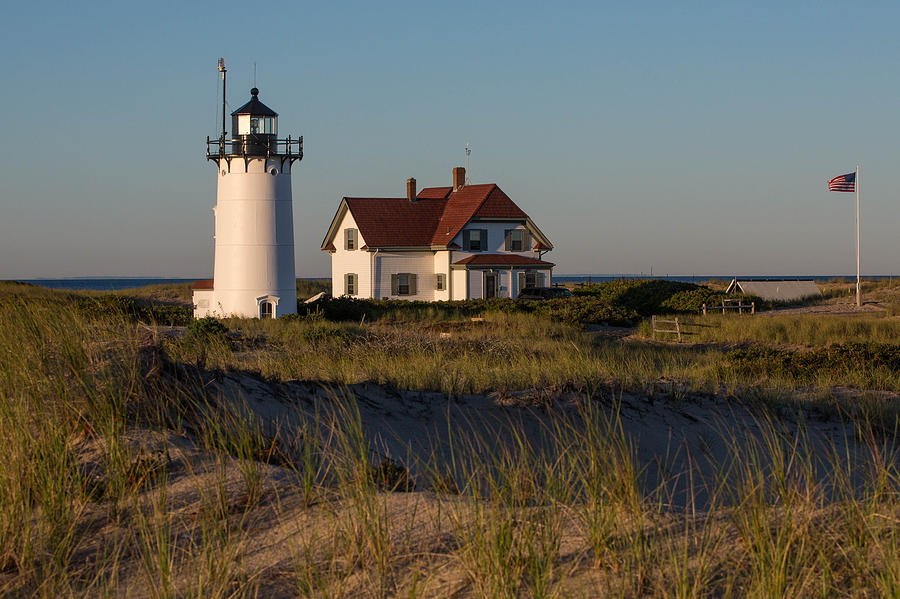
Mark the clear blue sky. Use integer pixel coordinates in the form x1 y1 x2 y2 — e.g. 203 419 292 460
1 1 898 278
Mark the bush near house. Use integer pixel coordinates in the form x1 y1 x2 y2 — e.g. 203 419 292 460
295 280 755 327
576 279 769 315
296 297 518 323
532 296 638 326
573 280 717 315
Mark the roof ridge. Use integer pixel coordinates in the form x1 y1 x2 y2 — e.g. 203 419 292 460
429 183 501 246
438 182 497 221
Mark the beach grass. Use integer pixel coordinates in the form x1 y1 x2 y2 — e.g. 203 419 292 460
1 281 899 596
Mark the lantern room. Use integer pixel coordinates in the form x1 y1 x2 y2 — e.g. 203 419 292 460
230 87 279 155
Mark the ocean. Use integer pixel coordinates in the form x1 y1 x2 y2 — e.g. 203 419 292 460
7 275 890 292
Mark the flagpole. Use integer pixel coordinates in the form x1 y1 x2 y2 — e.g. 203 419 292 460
856 164 861 307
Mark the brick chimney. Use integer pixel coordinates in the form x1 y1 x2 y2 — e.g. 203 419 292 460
452 167 466 191
406 177 417 202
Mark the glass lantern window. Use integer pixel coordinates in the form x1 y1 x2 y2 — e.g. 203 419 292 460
248 116 276 134
236 114 277 135
237 114 250 134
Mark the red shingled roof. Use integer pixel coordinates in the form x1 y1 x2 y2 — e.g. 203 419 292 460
344 197 446 247
340 184 530 249
453 255 554 266
193 279 214 290
473 186 528 220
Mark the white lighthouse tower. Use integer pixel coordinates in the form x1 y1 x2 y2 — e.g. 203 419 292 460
193 60 302 319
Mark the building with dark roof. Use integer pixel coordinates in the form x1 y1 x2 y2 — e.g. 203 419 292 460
320 167 554 300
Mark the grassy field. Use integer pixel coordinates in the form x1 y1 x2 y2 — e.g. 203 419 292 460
1 279 899 597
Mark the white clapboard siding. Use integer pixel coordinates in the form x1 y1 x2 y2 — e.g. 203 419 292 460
373 252 437 301
329 211 373 297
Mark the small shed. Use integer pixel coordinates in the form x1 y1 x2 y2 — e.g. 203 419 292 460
725 278 820 302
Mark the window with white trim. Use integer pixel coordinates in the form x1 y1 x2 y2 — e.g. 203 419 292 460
435 273 446 291
505 229 530 252
391 273 417 296
463 229 488 252
345 273 358 296
344 228 357 251
519 271 544 290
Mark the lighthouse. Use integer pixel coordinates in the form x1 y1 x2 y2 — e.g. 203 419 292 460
193 60 302 319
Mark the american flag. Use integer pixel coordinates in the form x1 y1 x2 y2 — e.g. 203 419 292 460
828 172 856 192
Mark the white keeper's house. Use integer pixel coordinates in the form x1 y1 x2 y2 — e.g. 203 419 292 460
321 167 554 301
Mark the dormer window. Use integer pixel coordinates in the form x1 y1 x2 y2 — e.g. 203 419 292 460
463 229 488 252
505 229 530 252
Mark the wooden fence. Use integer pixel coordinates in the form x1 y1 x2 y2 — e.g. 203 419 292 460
651 316 720 342
652 315 686 341
702 299 755 315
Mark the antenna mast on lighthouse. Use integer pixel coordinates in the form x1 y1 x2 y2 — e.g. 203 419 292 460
465 143 471 184
218 58 227 145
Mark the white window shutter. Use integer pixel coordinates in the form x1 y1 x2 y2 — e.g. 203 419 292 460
391 274 399 295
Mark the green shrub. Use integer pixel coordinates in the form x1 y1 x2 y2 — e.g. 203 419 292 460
660 288 720 313
291 280 751 327
187 317 229 340
573 280 718 315
534 296 638 326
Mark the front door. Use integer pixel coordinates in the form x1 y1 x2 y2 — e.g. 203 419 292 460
484 273 497 299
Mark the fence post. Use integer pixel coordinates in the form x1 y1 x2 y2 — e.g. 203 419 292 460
652 315 657 340
751 301 755 315
675 317 682 342
702 303 707 316
721 299 726 314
